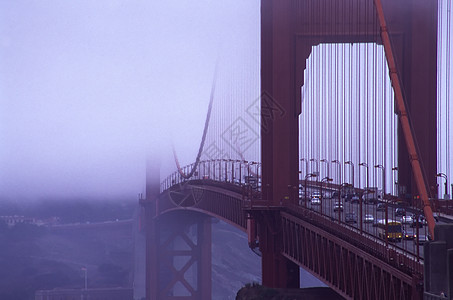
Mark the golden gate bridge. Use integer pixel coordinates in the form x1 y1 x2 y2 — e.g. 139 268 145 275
140 0 453 299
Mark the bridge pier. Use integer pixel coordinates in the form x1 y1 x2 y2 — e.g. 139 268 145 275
254 210 300 288
142 207 212 300
424 224 453 299
141 160 212 300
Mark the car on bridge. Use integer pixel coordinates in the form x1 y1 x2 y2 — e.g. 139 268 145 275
395 208 406 216
344 193 354 201
416 234 430 244
364 197 379 204
310 192 321 204
401 214 413 225
333 202 343 212
402 229 416 240
331 191 340 199
410 215 426 228
364 214 374 223
345 213 357 223
299 189 307 202
376 203 386 211
311 191 322 198
311 197 321 205
244 176 259 190
350 195 360 204
372 218 383 227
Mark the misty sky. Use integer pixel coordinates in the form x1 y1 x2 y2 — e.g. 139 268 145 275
0 0 260 201
2 1 450 202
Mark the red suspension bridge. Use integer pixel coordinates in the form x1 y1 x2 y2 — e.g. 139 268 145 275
140 0 453 299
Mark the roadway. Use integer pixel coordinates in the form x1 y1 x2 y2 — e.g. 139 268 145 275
299 193 447 259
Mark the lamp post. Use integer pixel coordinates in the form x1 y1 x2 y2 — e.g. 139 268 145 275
304 173 317 208
359 163 369 200
256 163 261 191
339 183 351 222
358 163 370 235
332 160 341 185
345 161 355 188
392 167 398 196
218 159 222 181
388 165 395 247
237 160 243 184
222 159 228 182
247 161 258 188
320 159 330 180
230 159 235 183
437 172 449 199
320 176 333 215
310 158 319 180
300 158 309 179
375 165 386 202
245 160 250 180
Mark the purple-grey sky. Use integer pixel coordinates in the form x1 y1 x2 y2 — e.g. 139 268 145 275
0 0 260 200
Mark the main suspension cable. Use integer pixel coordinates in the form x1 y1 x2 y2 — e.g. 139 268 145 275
172 64 218 179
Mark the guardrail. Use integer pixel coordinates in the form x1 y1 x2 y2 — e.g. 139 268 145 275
161 160 261 192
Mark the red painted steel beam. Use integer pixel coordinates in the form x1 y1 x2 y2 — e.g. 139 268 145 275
260 0 304 288
373 0 436 240
152 212 212 300
281 211 422 299
143 202 158 300
261 0 299 208
264 0 438 210
200 215 212 300
143 160 161 300
254 210 300 288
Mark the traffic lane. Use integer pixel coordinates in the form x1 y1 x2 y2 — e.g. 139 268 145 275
308 197 431 257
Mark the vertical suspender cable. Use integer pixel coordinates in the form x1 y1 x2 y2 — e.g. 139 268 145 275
320 3 324 167
445 1 453 185
440 0 445 192
309 0 312 166
322 42 325 167
329 0 333 167
342 1 345 177
316 20 320 166
335 0 339 178
318 44 321 168
372 4 376 180
437 0 442 183
310 0 313 165
299 0 303 172
349 0 353 182
384 46 391 194
336 0 341 175
357 0 361 188
318 38 322 164
364 0 369 216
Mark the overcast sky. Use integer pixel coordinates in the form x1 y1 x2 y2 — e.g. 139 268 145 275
1 1 451 202
0 0 260 201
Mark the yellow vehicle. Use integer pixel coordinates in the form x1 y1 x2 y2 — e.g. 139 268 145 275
376 219 402 242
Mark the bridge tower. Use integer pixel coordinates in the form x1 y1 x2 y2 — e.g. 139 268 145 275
260 0 437 288
141 160 212 300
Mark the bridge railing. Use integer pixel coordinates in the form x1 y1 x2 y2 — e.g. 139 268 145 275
161 160 261 193
161 162 426 274
284 202 424 277
430 199 453 216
